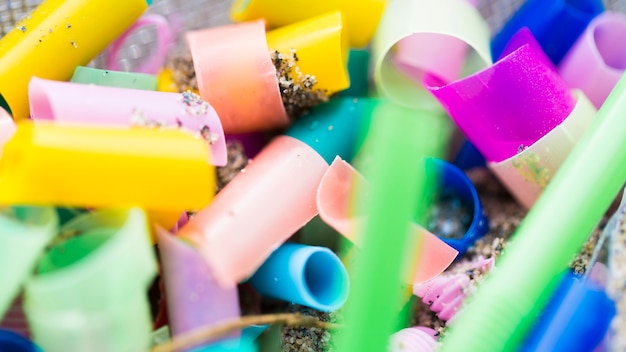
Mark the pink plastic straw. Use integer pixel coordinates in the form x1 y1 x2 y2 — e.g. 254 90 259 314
28 77 227 166
177 136 329 287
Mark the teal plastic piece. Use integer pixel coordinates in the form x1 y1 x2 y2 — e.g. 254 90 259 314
340 49 371 97
190 336 257 352
285 97 376 164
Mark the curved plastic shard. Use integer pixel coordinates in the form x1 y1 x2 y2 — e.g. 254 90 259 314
24 208 157 352
427 38 575 163
372 0 491 110
393 0 480 87
157 228 241 340
0 207 58 319
316 157 457 284
424 158 490 257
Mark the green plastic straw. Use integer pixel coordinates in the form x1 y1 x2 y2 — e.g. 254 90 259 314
441 73 626 351
334 101 441 351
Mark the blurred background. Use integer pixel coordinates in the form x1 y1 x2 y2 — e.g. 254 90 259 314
2 0 626 72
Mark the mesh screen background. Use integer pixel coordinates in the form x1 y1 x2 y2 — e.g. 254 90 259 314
1 0 625 70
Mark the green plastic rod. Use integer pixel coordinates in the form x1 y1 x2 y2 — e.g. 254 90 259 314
441 73 626 351
334 100 441 352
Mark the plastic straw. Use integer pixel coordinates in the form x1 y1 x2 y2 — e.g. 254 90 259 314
334 101 440 352
441 71 626 351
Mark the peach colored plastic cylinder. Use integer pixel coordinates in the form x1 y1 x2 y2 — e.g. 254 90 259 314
178 135 329 287
186 20 288 134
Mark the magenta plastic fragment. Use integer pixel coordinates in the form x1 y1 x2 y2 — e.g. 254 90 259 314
426 34 575 163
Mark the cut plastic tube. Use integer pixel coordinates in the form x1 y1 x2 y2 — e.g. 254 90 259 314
178 136 328 287
489 90 597 208
520 272 616 352
105 14 174 75
178 98 374 287
70 66 158 91
425 158 489 256
393 0 479 87
316 158 458 284
24 208 157 352
0 0 148 120
491 0 604 64
187 20 287 134
0 121 215 215
230 0 385 48
440 61 626 352
559 12 626 109
0 207 58 319
427 36 576 163
249 243 349 312
265 11 350 96
28 77 226 166
372 0 491 110
157 228 241 339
